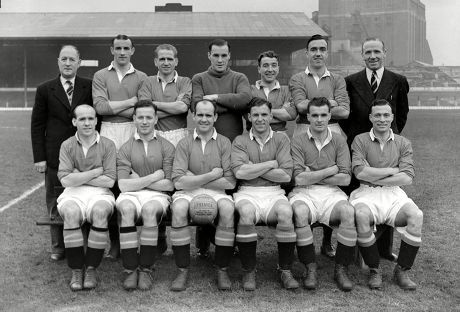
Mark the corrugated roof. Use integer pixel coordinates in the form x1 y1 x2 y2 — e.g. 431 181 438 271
0 12 327 38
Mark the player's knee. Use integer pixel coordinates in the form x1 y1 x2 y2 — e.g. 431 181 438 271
292 201 308 221
236 203 255 225
117 200 136 220
340 202 355 225
91 202 112 224
60 203 81 226
354 204 370 225
409 207 423 228
217 200 234 220
276 203 293 224
142 203 162 220
171 200 189 225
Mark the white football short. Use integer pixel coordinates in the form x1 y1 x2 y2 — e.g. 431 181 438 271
57 186 115 222
349 185 415 231
157 128 189 147
116 190 171 220
233 185 288 224
100 121 135 150
289 185 348 226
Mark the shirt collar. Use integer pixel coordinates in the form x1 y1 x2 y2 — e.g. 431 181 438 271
249 127 274 143
255 80 281 90
305 66 330 78
369 128 394 141
134 129 157 141
193 128 218 140
307 126 332 141
157 71 178 84
366 66 384 80
108 62 136 74
60 75 75 87
75 131 100 145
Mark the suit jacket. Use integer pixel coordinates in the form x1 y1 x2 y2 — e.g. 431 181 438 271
340 68 409 145
31 75 93 169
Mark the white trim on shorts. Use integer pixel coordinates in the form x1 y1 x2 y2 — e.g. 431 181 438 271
289 185 348 226
116 190 170 221
57 186 115 222
349 185 415 232
233 185 288 224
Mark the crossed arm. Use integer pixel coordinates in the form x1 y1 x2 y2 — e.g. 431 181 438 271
60 167 115 188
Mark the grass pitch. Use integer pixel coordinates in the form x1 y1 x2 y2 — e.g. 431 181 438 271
0 110 459 312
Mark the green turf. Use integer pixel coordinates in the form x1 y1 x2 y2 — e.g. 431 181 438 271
0 110 459 312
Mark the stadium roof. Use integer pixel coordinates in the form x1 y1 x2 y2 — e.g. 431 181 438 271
0 12 327 39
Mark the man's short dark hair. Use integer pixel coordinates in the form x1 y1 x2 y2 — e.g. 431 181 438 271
194 100 217 115
307 97 331 113
134 100 157 114
208 39 230 52
248 97 272 112
154 44 178 58
59 45 80 59
307 34 328 50
370 99 393 114
257 51 279 66
362 37 385 53
112 34 134 48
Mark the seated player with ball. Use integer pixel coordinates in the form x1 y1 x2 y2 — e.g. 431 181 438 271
116 100 175 291
57 104 116 291
231 97 299 291
170 99 236 291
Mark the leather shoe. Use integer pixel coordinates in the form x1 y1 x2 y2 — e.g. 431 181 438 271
122 270 138 291
334 264 353 291
394 265 416 290
138 268 153 291
50 252 65 261
69 269 83 291
368 268 383 290
302 263 317 290
83 267 97 289
242 270 256 291
170 268 188 291
217 268 232 290
279 269 299 290
320 243 336 258
197 247 209 259
105 240 120 261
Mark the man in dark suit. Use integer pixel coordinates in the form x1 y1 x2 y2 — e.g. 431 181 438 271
340 37 409 147
339 38 410 261
31 45 93 261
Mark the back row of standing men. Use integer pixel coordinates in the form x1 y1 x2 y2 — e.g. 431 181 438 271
31 34 421 292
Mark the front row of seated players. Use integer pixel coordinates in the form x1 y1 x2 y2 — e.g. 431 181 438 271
57 97 423 292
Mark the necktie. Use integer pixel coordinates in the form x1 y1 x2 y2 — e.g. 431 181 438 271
370 71 378 95
65 80 73 103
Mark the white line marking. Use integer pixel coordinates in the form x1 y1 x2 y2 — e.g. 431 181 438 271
0 181 44 213
0 126 28 130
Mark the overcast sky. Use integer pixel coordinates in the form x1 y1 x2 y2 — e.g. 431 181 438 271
1 0 458 65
